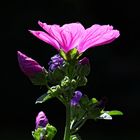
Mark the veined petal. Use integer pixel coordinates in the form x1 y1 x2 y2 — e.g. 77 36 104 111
78 25 120 53
29 30 60 50
38 21 63 46
60 23 85 52
88 30 120 46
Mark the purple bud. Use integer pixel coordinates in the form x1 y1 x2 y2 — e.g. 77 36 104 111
48 54 64 72
79 57 89 65
36 111 48 129
17 51 44 77
71 91 83 106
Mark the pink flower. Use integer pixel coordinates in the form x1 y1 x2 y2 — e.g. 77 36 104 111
17 51 44 77
29 21 120 53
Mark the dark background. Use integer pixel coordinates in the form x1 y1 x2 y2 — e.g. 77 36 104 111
1 0 140 140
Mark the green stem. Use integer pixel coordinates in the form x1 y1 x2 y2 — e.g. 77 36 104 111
63 102 71 140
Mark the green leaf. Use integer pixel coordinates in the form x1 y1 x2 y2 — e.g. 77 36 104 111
45 124 57 140
32 128 45 140
35 92 53 104
108 110 123 116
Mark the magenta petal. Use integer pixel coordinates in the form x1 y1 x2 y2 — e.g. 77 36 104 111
78 25 120 53
60 23 85 52
17 51 43 77
89 30 120 46
38 21 63 46
38 22 85 53
29 21 120 54
29 30 60 50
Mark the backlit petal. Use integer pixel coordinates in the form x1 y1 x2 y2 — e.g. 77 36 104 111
29 30 60 50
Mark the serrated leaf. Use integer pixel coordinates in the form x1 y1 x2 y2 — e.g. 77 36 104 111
108 110 123 116
35 92 53 104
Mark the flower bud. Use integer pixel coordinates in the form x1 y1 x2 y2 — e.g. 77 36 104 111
48 54 64 72
71 91 83 106
36 111 48 129
17 51 44 77
79 57 89 65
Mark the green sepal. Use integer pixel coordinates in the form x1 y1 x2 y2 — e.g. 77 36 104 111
32 124 57 140
32 127 46 140
67 48 79 60
60 48 80 61
60 49 67 60
35 92 53 104
45 124 57 140
30 68 48 85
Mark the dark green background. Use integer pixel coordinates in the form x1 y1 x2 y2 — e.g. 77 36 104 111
0 0 140 139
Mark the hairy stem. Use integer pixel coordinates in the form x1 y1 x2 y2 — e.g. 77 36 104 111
63 102 71 140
